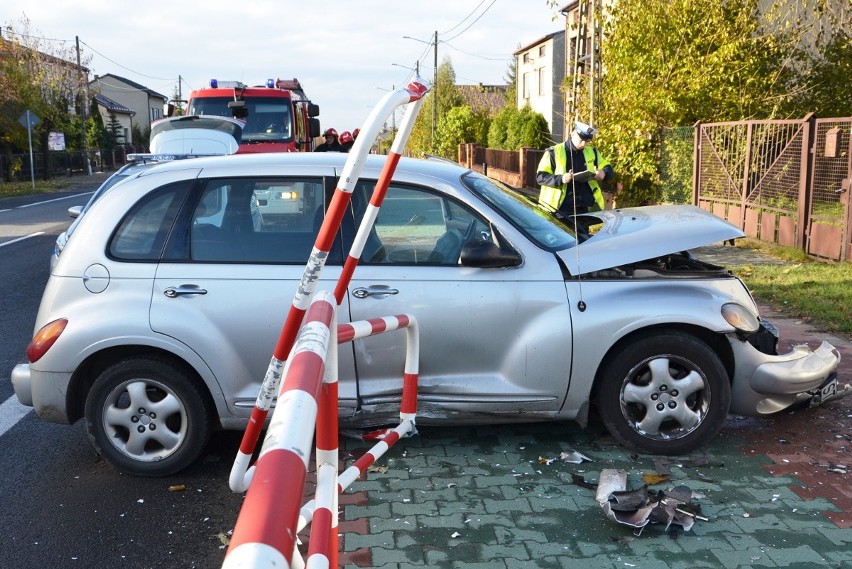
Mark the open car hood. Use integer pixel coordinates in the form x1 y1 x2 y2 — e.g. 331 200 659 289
149 115 243 155
556 205 745 275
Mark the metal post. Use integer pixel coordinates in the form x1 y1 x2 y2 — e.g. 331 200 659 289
76 36 92 175
432 30 438 152
26 111 35 189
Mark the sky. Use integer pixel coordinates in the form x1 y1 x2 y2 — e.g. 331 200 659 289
4 1 564 134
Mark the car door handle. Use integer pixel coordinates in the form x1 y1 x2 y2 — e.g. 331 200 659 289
163 285 208 298
352 286 399 299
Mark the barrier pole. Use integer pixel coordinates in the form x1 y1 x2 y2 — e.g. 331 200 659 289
229 79 431 493
334 93 428 304
223 291 336 568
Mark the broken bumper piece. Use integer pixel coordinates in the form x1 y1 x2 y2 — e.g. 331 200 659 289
729 337 844 415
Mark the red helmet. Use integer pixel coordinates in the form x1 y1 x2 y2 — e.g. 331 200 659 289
323 128 338 138
339 131 353 144
352 128 360 139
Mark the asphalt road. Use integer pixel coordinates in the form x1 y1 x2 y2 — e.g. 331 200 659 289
0 179 245 569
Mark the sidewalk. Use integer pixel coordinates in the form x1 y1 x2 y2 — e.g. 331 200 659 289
332 243 851 569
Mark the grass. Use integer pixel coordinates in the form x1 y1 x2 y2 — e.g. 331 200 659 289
730 239 852 337
0 178 77 199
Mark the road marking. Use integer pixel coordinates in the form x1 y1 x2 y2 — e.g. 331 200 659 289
16 192 94 208
0 395 31 438
0 232 45 248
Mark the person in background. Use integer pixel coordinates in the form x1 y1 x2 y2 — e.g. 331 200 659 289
339 131 354 152
536 121 614 216
314 128 342 152
352 128 360 141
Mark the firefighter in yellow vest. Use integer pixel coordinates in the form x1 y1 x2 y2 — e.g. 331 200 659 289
537 121 614 215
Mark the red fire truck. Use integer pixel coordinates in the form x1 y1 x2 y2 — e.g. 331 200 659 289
185 78 321 153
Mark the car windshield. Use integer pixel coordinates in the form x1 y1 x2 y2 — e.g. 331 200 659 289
188 97 292 143
460 172 577 252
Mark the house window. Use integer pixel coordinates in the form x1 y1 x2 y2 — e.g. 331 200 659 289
539 45 546 57
522 72 530 99
523 53 530 64
538 68 546 96
150 107 162 122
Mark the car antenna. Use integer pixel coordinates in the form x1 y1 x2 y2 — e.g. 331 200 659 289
569 150 587 312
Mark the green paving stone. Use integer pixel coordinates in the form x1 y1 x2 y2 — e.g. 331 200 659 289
392 500 439 516
558 555 620 569
455 513 516 528
525 540 580 557
506 556 564 569
482 497 533 514
370 544 427 566
711 547 780 567
414 513 467 529
527 494 584 512
675 535 736 553
348 500 391 519
345 529 397 550
816 526 852 546
764 545 831 566
369 515 419 532
480 542 531 561
625 536 687 556
475 474 533 488
731 513 789 532
722 533 765 550
744 486 803 503
494 525 550 544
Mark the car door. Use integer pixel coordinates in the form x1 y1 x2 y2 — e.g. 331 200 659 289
149 170 357 422
342 179 573 424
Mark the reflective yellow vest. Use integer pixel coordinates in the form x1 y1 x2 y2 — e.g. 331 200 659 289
538 142 608 211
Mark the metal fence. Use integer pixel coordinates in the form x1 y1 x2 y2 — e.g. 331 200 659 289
694 115 851 262
0 145 146 183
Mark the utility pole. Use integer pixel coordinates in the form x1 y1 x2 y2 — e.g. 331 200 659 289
432 30 438 151
76 36 92 175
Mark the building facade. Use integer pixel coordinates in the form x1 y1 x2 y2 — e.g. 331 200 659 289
514 31 566 144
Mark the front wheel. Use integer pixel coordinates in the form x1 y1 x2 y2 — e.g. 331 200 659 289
85 357 212 476
596 332 731 455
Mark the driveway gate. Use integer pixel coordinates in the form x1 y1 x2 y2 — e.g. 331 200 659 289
694 115 852 262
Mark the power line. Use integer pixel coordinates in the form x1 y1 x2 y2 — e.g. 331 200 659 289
79 39 175 82
440 0 489 35
442 41 510 61
442 0 497 42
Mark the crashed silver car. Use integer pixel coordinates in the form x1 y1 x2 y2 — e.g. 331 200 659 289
12 152 842 475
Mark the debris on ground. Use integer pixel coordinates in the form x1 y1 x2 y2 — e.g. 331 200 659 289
595 468 706 535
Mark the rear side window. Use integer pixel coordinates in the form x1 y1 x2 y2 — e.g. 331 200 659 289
188 177 333 263
109 181 191 260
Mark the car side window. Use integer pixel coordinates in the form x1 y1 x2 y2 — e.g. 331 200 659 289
353 182 490 265
189 177 331 263
109 181 191 261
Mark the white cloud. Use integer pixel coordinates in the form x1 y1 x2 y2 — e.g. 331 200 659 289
5 0 562 134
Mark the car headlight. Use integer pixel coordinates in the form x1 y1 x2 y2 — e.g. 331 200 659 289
721 303 760 333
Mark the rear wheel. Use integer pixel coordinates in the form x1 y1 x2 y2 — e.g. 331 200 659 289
596 332 731 455
85 357 212 476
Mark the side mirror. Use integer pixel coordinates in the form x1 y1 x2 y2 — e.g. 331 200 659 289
309 118 321 138
68 205 83 219
460 238 522 268
307 103 320 118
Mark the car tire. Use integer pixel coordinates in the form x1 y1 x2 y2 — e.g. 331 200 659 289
85 357 212 476
596 332 731 455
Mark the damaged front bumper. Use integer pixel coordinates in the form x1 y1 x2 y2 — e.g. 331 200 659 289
729 325 846 415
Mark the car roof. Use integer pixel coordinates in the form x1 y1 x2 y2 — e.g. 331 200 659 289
133 152 473 185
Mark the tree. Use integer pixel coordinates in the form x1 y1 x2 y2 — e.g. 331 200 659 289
408 56 464 156
487 105 550 150
106 112 124 145
1 16 91 179
596 0 809 205
434 105 489 159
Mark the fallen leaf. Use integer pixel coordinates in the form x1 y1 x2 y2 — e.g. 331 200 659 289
643 473 669 485
367 465 388 474
216 532 231 546
168 485 187 492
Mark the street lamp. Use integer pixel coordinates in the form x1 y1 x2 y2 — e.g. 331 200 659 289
402 32 438 150
391 62 420 75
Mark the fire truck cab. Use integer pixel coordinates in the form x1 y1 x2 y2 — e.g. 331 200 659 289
185 78 321 153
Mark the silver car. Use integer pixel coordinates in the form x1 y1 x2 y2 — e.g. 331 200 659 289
12 152 841 476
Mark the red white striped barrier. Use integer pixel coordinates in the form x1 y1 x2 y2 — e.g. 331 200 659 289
225 76 430 569
224 294 420 568
230 79 430 495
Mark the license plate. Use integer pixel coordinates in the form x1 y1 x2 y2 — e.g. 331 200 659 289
810 375 838 406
